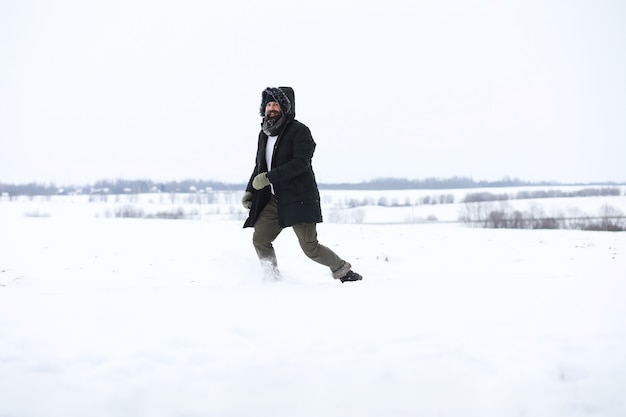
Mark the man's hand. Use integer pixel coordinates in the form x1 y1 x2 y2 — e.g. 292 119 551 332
252 172 271 190
241 191 253 209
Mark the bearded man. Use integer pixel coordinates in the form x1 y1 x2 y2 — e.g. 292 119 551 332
242 86 362 283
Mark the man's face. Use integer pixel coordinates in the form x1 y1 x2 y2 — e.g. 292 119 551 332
265 101 282 121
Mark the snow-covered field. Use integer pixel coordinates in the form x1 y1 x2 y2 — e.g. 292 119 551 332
1 189 625 417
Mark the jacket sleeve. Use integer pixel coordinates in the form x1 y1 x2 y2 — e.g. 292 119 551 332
246 133 266 192
266 123 315 184
245 170 256 193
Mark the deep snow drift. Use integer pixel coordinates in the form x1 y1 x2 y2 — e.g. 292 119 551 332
1 195 625 417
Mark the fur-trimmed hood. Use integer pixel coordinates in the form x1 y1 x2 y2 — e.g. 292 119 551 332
259 86 296 118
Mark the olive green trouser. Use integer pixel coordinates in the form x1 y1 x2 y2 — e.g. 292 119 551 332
252 196 344 272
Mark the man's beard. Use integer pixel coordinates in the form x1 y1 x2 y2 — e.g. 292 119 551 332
262 110 287 136
265 110 282 122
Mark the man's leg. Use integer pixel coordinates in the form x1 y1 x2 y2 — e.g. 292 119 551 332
292 222 352 278
252 197 282 268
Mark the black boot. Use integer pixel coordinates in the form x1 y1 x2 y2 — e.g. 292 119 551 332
338 270 362 283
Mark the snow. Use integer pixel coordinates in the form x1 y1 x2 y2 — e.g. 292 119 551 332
1 192 626 417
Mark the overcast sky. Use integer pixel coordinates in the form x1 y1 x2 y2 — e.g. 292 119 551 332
1 0 625 185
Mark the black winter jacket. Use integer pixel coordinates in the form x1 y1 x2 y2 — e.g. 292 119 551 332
243 89 322 228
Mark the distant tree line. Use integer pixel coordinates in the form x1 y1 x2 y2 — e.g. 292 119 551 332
1 177 625 197
0 179 243 196
463 187 623 203
320 176 541 190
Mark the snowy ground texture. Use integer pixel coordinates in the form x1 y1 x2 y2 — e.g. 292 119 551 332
1 192 626 417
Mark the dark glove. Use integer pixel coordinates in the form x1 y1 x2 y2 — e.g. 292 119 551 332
241 191 253 209
252 172 271 190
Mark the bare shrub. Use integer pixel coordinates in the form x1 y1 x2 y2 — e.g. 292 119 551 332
463 192 509 203
24 210 51 218
582 205 626 231
111 206 192 220
115 205 145 218
328 207 364 224
460 202 493 227
148 208 189 219
532 217 559 230
442 194 455 204
509 210 525 229
486 210 508 228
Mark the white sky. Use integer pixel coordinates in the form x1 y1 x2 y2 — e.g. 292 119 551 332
1 0 625 185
